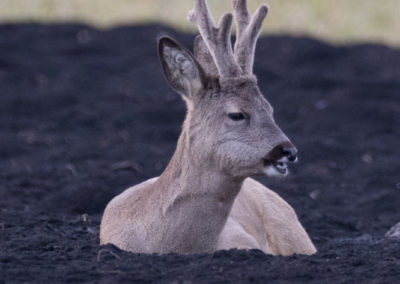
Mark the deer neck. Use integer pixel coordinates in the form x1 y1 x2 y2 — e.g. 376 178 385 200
154 120 244 253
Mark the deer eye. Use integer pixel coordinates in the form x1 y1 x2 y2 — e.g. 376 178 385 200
228 112 246 121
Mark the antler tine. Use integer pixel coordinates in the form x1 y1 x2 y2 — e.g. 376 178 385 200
232 0 250 41
233 0 269 74
189 0 242 78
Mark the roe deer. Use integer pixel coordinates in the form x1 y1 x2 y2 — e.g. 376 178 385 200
100 0 317 255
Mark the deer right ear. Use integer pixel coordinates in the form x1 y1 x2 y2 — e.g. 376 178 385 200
194 35 219 77
159 37 206 103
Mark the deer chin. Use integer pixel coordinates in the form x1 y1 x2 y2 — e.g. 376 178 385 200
262 159 289 177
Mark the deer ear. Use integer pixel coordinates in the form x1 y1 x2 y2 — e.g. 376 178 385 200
159 37 206 102
194 35 219 77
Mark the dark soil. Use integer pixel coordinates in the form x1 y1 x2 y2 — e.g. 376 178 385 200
0 24 399 283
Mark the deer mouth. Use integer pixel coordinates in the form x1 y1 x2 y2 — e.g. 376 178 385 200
263 159 288 176
272 160 288 174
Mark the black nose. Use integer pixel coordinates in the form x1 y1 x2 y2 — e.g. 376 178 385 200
265 142 298 162
282 146 298 162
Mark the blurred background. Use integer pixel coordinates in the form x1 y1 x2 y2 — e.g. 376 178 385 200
0 0 399 46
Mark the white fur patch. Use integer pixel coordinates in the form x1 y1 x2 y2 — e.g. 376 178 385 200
263 165 287 177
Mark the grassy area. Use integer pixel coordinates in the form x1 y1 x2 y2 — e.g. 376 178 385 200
0 0 399 45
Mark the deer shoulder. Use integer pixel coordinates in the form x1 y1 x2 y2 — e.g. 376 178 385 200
218 178 317 255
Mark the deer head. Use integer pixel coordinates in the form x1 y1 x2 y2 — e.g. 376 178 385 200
158 0 297 178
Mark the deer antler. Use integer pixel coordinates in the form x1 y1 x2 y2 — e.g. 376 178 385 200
233 0 269 74
188 0 242 78
188 0 268 78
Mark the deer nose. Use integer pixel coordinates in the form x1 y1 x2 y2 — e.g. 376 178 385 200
265 142 298 163
282 145 298 162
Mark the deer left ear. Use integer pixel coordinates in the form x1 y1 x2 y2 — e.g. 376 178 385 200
159 37 206 103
